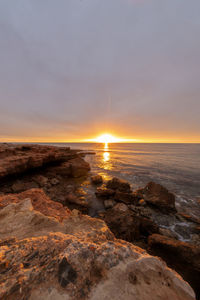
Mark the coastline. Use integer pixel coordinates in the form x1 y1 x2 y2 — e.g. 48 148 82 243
0 143 199 299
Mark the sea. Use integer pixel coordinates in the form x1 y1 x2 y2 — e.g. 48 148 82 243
48 142 200 219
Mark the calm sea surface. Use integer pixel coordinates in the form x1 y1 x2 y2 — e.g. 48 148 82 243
48 143 200 217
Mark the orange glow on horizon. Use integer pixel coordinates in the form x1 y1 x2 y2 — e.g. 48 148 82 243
86 133 138 143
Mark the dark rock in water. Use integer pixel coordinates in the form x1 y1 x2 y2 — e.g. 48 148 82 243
91 175 103 185
135 182 176 213
58 257 77 287
148 234 200 299
95 187 115 199
106 177 131 193
114 191 138 204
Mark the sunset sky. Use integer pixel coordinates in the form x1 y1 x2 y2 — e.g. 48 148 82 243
0 0 200 143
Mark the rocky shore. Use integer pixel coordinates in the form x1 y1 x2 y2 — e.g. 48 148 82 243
0 144 199 300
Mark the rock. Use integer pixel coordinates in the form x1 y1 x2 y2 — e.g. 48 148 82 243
47 162 71 177
50 178 60 185
159 228 179 239
113 203 129 212
114 190 137 204
95 187 115 199
11 180 39 193
0 188 70 222
148 234 200 298
102 207 159 243
65 192 89 208
0 194 195 300
174 224 191 240
104 199 116 209
91 175 103 185
0 144 76 180
106 177 131 193
137 182 176 212
32 175 48 187
69 157 90 178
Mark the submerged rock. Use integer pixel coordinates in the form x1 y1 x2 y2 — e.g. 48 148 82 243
0 191 195 300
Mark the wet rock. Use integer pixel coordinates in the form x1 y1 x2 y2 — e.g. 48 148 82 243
91 175 103 185
174 224 191 240
138 199 146 206
65 192 89 208
136 182 176 212
159 228 179 239
104 199 116 209
148 234 200 298
106 177 131 193
114 191 137 204
95 187 115 199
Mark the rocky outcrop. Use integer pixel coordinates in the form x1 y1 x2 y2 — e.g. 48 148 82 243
135 181 176 212
148 234 200 299
0 191 195 300
0 144 79 180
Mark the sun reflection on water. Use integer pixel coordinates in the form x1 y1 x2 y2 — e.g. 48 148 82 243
103 143 110 165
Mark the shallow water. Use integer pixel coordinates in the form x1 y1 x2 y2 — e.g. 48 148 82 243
47 143 200 218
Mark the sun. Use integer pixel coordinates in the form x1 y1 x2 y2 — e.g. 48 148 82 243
93 133 123 143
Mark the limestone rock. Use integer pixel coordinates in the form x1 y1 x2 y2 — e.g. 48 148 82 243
0 196 195 300
0 144 75 180
0 188 70 222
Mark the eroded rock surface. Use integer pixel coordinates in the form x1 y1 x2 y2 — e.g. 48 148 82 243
0 191 195 300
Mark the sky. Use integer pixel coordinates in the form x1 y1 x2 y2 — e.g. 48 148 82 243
0 0 200 143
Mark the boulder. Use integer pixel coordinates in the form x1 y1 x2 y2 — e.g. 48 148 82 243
95 187 115 199
32 175 48 187
136 182 176 212
106 177 131 193
0 195 195 300
102 207 159 243
148 234 200 298
114 190 137 204
91 175 103 185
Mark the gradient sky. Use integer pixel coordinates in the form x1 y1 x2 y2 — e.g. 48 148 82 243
0 0 200 142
